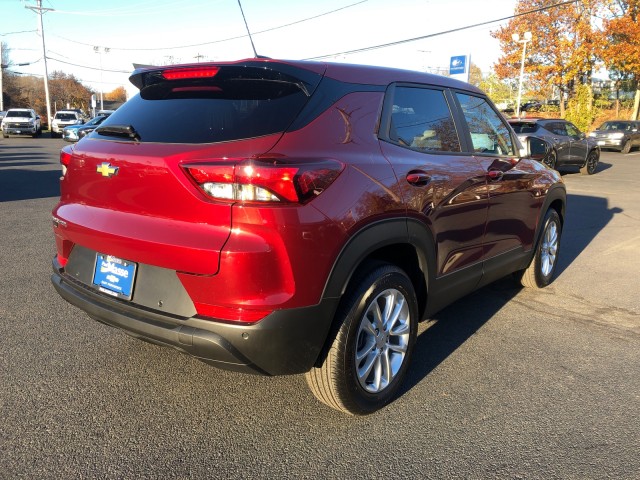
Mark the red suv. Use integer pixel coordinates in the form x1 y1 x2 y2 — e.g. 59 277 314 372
51 59 566 415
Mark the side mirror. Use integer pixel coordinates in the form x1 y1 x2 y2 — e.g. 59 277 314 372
521 135 551 163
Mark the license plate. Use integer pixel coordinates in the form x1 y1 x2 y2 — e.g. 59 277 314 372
92 254 137 300
597 140 605 145
15 130 21 134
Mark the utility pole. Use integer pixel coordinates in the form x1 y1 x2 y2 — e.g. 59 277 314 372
0 41 4 111
26 0 53 129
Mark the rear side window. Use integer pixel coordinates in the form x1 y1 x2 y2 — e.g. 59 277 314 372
96 68 316 144
542 122 567 136
389 87 460 152
456 93 516 156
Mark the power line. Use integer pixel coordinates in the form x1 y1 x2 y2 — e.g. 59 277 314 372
303 0 580 60
0 30 38 36
45 55 130 73
51 0 369 52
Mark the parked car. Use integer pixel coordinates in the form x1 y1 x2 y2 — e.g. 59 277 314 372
508 118 600 174
1 108 42 138
588 120 640 154
62 113 112 142
51 110 84 138
521 100 542 112
51 59 566 415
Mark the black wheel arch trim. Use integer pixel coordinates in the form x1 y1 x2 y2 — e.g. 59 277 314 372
320 218 437 325
534 183 566 244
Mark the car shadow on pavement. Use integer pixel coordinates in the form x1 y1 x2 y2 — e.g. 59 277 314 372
559 160 612 175
399 191 622 400
0 168 61 202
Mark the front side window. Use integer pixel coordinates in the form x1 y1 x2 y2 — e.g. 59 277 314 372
456 93 515 156
389 86 460 153
564 122 582 137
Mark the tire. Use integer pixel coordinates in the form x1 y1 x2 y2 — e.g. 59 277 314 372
580 150 599 175
621 140 632 154
543 148 558 170
305 263 418 415
515 209 562 288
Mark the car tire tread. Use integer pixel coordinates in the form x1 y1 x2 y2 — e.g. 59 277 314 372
305 262 417 415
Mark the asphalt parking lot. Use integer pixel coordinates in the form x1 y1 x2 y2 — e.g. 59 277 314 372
1 136 639 479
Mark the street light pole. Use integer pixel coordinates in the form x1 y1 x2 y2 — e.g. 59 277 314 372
93 46 109 111
512 31 532 118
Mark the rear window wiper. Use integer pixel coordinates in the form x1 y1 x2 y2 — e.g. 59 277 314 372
95 124 141 141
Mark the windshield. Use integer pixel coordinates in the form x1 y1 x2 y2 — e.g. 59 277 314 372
599 122 632 131
7 111 33 118
55 113 77 120
86 115 108 126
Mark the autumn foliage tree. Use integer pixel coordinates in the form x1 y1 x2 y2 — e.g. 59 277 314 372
48 71 93 113
104 86 127 103
602 0 640 119
492 0 604 117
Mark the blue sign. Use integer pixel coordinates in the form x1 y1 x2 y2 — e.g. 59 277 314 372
449 55 467 75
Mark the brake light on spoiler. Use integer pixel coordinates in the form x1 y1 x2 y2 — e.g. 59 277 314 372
183 158 344 204
161 67 220 80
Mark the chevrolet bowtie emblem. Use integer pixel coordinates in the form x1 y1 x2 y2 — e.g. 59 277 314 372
97 162 119 177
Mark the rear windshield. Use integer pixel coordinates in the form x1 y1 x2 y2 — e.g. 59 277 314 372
509 122 538 134
55 113 77 120
94 67 317 144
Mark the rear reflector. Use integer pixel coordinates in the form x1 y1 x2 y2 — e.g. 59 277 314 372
183 158 344 204
162 67 220 80
194 302 272 323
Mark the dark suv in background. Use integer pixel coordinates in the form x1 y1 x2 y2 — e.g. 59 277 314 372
508 118 600 174
51 59 566 415
589 120 640 154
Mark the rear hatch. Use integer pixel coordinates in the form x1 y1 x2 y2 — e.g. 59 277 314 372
54 60 325 275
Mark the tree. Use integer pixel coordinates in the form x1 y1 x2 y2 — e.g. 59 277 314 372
492 0 604 117
105 86 127 102
48 71 93 113
602 0 640 119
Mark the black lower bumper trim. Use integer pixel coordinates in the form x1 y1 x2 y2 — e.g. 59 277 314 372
51 262 339 376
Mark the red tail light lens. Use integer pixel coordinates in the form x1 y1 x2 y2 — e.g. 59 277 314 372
60 145 73 177
183 158 344 204
162 67 220 80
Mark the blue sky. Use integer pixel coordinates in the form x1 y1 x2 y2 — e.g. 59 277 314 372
1 0 517 97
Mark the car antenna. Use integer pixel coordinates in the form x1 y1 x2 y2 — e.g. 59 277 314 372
237 0 265 59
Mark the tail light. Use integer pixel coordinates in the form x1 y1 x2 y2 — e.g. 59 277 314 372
183 158 344 204
60 145 73 177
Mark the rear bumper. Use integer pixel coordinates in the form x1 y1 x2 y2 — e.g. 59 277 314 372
51 258 338 376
